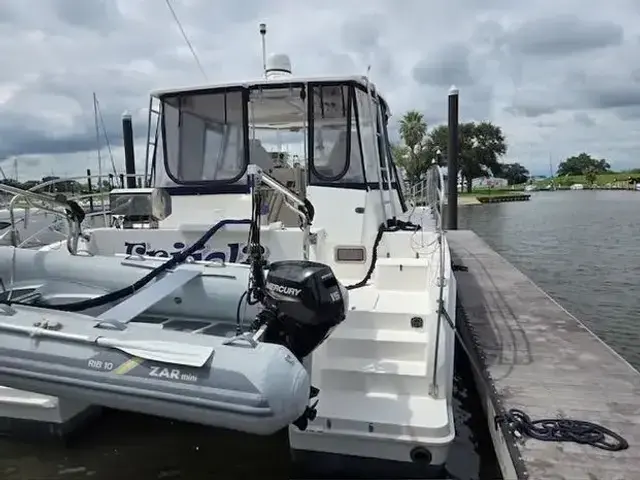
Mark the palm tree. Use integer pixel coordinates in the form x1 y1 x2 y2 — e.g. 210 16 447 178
399 110 427 151
396 111 428 184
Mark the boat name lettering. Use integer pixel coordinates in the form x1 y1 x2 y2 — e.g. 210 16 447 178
149 365 198 382
87 359 114 371
123 241 269 263
266 282 302 297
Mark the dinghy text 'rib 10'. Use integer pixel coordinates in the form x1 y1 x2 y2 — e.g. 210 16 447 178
0 322 214 367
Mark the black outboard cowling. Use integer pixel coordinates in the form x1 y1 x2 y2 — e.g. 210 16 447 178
259 260 348 360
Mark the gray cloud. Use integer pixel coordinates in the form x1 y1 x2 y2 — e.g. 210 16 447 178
412 43 474 87
507 15 624 57
52 0 123 32
579 80 640 110
573 112 596 127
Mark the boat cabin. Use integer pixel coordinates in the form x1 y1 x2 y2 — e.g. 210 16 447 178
146 62 404 206
92 57 409 279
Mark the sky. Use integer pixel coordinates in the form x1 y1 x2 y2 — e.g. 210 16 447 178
2 0 640 180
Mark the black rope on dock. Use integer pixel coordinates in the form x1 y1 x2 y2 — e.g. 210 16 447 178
495 409 629 452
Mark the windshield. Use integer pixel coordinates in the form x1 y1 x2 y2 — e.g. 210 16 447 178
247 86 307 174
154 81 397 193
162 90 246 185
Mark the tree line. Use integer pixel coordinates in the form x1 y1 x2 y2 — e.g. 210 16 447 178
393 111 639 189
392 110 526 191
554 153 640 185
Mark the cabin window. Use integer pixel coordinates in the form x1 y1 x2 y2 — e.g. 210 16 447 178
354 88 381 185
375 103 391 185
309 85 365 184
380 103 408 210
162 90 246 185
247 86 307 174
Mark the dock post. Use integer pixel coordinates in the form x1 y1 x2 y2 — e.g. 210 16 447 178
446 86 459 230
122 111 137 189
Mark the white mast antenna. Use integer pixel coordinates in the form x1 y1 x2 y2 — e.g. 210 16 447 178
260 23 267 78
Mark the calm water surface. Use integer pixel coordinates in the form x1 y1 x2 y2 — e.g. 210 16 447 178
3 189 639 479
459 189 640 368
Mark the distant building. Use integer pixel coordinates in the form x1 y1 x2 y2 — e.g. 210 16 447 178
472 177 508 189
440 167 508 192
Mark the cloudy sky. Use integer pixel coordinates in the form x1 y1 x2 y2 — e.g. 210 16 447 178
2 0 640 180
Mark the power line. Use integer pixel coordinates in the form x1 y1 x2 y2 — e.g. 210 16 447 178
164 0 209 82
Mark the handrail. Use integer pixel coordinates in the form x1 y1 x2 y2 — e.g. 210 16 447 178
407 163 445 232
0 184 81 212
406 164 448 398
0 184 85 254
419 163 447 399
14 209 111 249
0 172 151 248
247 165 310 260
14 173 144 192
260 173 306 211
16 217 67 248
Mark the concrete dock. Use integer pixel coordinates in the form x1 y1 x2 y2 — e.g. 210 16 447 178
448 230 640 480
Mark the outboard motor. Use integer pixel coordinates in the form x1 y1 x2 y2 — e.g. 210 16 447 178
257 260 348 361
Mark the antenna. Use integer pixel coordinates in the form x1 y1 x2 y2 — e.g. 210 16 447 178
259 22 267 79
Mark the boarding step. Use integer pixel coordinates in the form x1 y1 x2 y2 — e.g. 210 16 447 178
374 258 431 292
325 326 428 361
345 309 432 332
309 390 452 438
319 356 430 395
379 228 439 258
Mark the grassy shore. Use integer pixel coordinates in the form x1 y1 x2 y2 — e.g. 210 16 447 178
530 173 638 189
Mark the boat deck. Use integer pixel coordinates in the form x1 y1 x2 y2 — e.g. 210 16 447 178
448 230 640 480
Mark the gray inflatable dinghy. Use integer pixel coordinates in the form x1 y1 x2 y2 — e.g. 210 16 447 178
0 247 349 435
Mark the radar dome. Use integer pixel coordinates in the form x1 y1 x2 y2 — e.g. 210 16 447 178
266 53 292 80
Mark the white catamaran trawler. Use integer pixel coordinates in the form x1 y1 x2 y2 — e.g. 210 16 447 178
0 47 456 477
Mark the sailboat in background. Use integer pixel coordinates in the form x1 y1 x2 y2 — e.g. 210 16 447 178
542 153 556 191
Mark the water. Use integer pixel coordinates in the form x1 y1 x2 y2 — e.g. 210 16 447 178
459 189 640 368
0 350 500 480
3 189 639 479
